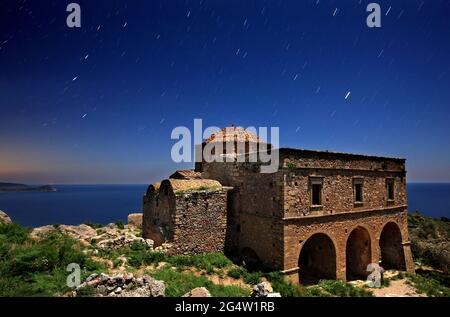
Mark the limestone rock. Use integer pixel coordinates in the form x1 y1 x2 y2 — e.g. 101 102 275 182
74 273 165 297
31 224 97 244
127 213 143 227
251 282 275 297
183 287 212 297
0 210 12 224
30 222 151 251
96 235 153 250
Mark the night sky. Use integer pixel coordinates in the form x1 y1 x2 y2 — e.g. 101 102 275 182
0 0 449 184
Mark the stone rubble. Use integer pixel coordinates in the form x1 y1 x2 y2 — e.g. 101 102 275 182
251 282 281 297
72 273 165 297
30 222 154 251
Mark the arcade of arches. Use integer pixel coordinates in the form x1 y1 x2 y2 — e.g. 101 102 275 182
283 211 415 284
297 221 408 283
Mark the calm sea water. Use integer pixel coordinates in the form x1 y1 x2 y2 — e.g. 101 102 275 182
0 185 148 227
0 183 449 228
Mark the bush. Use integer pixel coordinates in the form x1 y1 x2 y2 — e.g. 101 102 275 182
227 267 246 279
84 221 103 229
242 271 262 285
127 251 166 267
115 221 125 230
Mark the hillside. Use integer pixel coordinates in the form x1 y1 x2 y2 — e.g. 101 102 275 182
0 211 449 297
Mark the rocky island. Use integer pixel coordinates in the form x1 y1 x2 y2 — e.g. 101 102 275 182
0 182 56 193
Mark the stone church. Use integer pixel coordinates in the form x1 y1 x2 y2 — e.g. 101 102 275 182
143 127 415 283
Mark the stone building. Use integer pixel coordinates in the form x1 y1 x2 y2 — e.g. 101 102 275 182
143 127 415 283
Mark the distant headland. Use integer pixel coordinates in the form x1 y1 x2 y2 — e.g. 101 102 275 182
0 182 56 193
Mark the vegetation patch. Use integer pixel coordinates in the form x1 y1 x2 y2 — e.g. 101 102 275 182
408 212 450 272
405 270 450 297
149 266 250 297
0 223 104 297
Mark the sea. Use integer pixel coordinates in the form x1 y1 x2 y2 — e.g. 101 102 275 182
0 183 449 228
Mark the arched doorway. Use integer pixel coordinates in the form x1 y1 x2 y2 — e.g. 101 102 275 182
240 247 261 270
298 233 336 284
379 222 406 270
346 226 372 280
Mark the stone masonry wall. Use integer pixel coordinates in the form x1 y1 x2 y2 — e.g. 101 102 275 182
169 189 229 255
143 183 176 247
201 161 285 270
283 169 406 218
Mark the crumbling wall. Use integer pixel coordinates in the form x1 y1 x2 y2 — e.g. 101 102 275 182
142 182 176 247
170 188 229 255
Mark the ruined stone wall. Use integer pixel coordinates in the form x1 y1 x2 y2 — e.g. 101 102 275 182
169 189 229 255
283 208 415 283
142 183 176 247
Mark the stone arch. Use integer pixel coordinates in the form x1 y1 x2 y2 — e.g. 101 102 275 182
298 233 337 284
379 222 406 270
346 226 372 280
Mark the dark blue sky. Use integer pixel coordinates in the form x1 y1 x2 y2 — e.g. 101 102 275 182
0 0 449 184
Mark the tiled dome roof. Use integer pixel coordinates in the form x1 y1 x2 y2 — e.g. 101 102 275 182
204 126 266 144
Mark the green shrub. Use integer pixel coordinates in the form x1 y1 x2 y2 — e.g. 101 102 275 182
115 221 125 230
242 271 262 285
227 267 246 279
164 253 233 272
127 251 166 267
286 162 297 169
84 221 103 229
0 223 30 244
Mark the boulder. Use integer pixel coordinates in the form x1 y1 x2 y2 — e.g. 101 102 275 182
183 287 212 298
251 282 274 297
0 210 12 224
127 213 143 227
